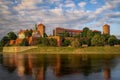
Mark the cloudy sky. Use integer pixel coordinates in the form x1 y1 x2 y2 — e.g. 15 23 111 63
0 0 120 39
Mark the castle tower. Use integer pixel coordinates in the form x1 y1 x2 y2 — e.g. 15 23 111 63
103 24 110 35
38 23 45 37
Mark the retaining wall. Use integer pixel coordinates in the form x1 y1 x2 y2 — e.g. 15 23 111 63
3 46 37 52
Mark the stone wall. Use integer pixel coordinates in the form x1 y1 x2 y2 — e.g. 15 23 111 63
3 46 38 52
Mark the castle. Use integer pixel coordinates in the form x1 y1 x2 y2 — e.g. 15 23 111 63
9 23 110 46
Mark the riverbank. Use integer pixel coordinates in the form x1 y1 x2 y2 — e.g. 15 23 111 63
21 46 120 54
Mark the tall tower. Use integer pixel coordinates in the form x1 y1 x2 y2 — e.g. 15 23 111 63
103 24 110 35
38 23 45 37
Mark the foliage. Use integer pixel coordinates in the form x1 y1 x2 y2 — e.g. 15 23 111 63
93 31 101 35
36 37 43 44
81 27 89 37
7 32 17 40
62 38 71 46
49 38 57 46
20 38 29 46
41 37 49 46
108 35 117 46
43 33 48 37
71 39 80 48
91 34 105 46
81 38 88 44
87 30 94 39
0 36 10 46
25 30 32 37
102 34 110 45
117 39 120 45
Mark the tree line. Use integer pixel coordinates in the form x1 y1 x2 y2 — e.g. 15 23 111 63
58 27 120 47
0 27 120 48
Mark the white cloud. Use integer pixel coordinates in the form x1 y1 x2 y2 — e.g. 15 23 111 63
78 2 86 8
14 0 42 10
65 2 75 8
0 0 120 38
90 0 97 4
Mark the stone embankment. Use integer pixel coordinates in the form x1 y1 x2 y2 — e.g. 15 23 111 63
3 46 37 52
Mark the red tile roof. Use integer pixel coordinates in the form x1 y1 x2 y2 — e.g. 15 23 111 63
56 27 82 33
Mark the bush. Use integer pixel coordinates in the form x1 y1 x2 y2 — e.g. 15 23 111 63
71 39 80 48
49 38 57 46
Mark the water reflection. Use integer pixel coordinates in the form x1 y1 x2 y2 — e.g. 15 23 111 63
0 53 120 80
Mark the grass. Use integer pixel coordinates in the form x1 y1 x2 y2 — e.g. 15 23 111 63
22 46 120 54
22 47 75 53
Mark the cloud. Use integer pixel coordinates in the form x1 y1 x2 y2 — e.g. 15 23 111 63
0 0 120 39
90 0 97 4
78 2 86 8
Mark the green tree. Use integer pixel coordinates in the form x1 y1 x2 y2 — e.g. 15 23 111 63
0 36 10 46
49 38 57 46
25 30 32 37
7 32 17 40
102 34 110 45
93 31 101 36
81 27 89 37
87 30 94 39
20 38 29 46
62 39 71 46
43 33 48 37
41 37 49 46
108 35 117 46
36 37 43 44
117 39 120 45
71 39 80 48
91 34 105 46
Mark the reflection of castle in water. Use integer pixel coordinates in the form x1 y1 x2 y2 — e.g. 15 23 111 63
1 54 114 80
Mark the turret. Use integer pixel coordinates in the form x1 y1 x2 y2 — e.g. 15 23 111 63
103 24 110 35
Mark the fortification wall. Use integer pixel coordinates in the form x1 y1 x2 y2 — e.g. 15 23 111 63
3 46 38 52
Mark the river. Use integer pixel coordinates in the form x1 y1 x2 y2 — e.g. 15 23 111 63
0 53 120 80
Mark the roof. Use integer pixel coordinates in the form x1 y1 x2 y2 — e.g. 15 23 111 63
18 30 25 34
38 23 44 26
55 27 82 33
104 24 110 27
93 30 100 32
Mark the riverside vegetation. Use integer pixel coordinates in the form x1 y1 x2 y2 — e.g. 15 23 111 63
22 46 120 53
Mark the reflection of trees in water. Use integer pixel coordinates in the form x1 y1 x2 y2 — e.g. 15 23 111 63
2 54 17 73
53 54 92 76
0 54 118 80
80 55 92 76
53 54 116 77
0 54 3 64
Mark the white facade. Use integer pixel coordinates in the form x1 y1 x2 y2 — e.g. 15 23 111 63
18 33 25 39
32 31 40 38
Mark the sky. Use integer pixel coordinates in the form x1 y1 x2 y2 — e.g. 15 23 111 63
0 0 120 39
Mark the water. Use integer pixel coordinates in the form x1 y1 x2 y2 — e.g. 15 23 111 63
0 53 120 80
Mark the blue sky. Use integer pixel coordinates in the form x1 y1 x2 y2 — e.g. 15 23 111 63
0 0 120 39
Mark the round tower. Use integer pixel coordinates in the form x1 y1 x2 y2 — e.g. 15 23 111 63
37 23 45 37
103 24 110 35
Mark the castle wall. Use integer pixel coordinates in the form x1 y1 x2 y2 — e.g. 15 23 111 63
3 46 37 52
